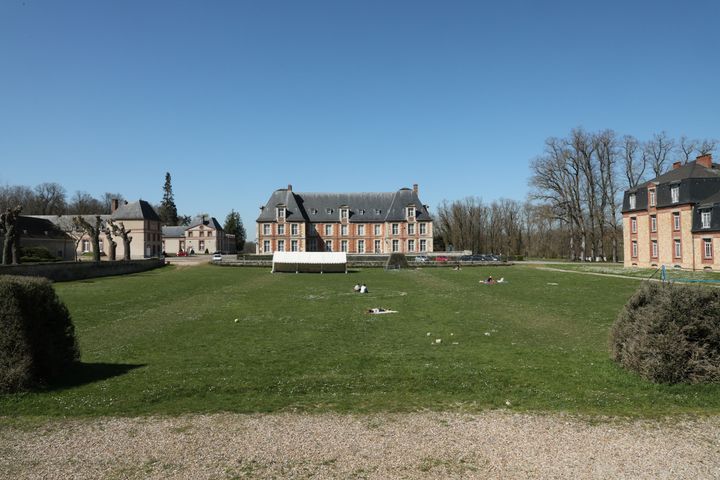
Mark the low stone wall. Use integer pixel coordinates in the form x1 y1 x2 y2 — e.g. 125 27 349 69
0 258 166 282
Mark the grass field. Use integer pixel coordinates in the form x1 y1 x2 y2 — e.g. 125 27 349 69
2 264 720 418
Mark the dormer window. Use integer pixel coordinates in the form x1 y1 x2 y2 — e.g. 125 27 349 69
407 206 416 219
629 193 636 209
340 207 349 220
649 190 656 207
326 208 333 214
671 186 679 203
702 210 712 229
310 208 318 215
277 206 286 220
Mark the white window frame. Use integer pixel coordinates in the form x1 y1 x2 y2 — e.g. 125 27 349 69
263 224 271 235
341 225 348 236
263 240 270 253
420 239 427 252
392 223 399 235
631 217 637 233
671 186 679 203
408 223 415 235
674 239 681 258
341 240 348 252
358 224 365 236
419 223 427 235
277 240 285 252
291 223 299 236
277 207 286 220
358 239 365 253
277 224 285 235
632 241 638 258
374 239 381 253
324 224 333 236
374 224 381 236
651 240 658 258
408 239 415 252
673 212 681 231
649 189 656 207
629 193 636 209
291 240 299 252
702 210 711 229
325 240 333 252
392 239 399 252
82 239 90 253
650 215 657 232
407 206 415 219
340 208 349 220
705 239 713 259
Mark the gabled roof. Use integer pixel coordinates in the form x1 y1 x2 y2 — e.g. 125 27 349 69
111 200 161 221
15 216 74 240
257 187 432 223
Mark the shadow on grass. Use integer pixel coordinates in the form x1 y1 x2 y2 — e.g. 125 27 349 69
45 362 145 391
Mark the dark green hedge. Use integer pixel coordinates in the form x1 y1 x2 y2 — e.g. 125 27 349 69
0 276 80 392
610 282 720 384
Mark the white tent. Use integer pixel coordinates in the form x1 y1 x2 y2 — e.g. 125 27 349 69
272 251 347 273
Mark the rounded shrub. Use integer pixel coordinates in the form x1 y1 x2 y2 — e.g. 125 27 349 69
0 276 80 392
610 282 720 384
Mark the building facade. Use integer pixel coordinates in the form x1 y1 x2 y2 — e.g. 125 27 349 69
256 184 433 254
622 154 720 270
162 216 236 254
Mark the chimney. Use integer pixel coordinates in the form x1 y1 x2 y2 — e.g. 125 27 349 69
672 161 682 170
287 184 293 192
413 183 418 195
111 198 119 213
696 154 713 168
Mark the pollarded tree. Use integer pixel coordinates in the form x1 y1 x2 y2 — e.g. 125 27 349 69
1 206 23 265
104 227 117 261
73 215 104 262
158 172 179 226
109 220 133 260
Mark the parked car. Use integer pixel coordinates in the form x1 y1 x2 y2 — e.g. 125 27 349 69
459 255 473 261
434 256 449 262
177 251 188 257
415 255 430 263
212 252 223 261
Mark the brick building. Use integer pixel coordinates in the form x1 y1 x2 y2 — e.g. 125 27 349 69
256 184 433 254
622 154 720 270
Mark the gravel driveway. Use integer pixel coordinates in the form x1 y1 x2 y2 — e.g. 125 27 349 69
2 412 719 479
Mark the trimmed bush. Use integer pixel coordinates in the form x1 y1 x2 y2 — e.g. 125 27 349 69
20 246 60 263
0 276 80 392
610 282 720 384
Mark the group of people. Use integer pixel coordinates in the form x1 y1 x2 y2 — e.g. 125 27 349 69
353 283 369 294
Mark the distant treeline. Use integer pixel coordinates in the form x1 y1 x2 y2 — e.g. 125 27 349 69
0 183 123 215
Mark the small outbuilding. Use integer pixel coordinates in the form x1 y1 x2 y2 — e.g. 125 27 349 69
272 251 347 273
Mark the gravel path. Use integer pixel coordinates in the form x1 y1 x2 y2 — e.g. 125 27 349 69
2 412 720 479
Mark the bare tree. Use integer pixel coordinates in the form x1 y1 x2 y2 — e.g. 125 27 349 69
698 138 718 156
678 135 698 163
73 215 104 262
622 135 646 188
109 220 133 260
645 131 675 177
1 206 23 264
69 191 104 215
104 227 117 261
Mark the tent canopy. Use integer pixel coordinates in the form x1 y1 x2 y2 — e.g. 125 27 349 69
272 252 347 273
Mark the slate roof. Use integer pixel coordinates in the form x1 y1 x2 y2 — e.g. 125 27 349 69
257 187 432 223
639 161 720 187
188 216 223 230
111 200 161 221
15 216 74 240
162 226 187 238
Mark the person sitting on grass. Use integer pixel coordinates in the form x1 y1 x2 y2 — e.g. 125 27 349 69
481 276 496 285
353 284 361 292
360 283 369 293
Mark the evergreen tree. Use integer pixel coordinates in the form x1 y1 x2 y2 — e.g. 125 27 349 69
223 210 247 252
158 172 179 225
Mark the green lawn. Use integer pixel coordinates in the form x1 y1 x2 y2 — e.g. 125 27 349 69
2 264 720 418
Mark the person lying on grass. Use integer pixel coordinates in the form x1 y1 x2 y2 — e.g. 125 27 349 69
367 307 398 314
480 276 506 285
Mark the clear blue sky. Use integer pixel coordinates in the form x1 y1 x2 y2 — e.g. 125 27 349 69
2 0 719 236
